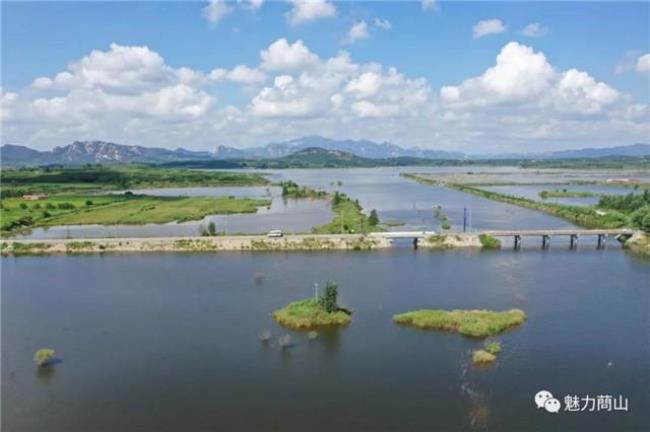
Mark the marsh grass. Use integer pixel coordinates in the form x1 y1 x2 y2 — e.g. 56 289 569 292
393 309 526 337
273 298 351 329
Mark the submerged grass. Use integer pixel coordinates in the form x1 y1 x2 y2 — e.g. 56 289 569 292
393 309 526 337
273 298 351 329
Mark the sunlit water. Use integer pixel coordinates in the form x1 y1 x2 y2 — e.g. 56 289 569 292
2 250 648 431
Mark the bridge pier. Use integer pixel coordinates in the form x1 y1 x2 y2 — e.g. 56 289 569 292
413 237 418 250
597 234 606 249
514 235 522 250
570 234 579 249
542 235 550 249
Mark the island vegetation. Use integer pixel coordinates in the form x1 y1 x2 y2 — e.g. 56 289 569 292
33 348 56 367
473 340 502 364
539 189 599 199
393 309 526 337
279 180 328 199
273 281 351 329
313 191 383 234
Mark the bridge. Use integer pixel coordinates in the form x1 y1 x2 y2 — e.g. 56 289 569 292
371 228 635 249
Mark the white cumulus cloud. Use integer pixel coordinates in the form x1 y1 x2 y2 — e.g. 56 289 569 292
260 38 319 71
202 0 232 24
522 22 549 37
473 19 507 39
374 18 391 30
345 21 369 44
636 53 650 72
286 0 336 25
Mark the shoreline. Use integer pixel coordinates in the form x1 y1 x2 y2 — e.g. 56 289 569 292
0 234 394 255
0 233 486 255
2 231 640 256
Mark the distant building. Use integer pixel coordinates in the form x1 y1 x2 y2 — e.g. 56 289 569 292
22 194 48 201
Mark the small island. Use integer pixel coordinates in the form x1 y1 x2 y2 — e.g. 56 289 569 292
473 341 502 365
393 309 526 337
273 281 351 329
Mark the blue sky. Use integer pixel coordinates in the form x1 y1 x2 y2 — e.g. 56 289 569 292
1 1 649 153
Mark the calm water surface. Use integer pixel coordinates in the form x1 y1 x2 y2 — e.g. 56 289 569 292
2 250 648 431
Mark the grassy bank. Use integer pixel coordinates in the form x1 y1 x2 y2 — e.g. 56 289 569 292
1 194 270 232
393 309 527 337
448 184 630 229
273 298 351 329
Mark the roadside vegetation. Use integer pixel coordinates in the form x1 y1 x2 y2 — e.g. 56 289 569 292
393 309 527 338
273 281 352 329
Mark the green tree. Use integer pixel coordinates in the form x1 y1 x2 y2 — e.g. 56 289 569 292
207 221 217 236
85 200 94 206
19 203 28 209
368 209 379 226
319 281 339 313
332 191 341 206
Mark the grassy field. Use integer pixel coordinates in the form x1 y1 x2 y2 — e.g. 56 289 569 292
393 309 527 338
0 165 268 196
273 298 351 329
1 194 270 232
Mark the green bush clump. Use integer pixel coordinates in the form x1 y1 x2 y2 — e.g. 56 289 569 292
479 234 501 249
393 309 526 338
33 348 55 366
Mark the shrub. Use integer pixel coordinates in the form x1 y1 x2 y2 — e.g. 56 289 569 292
368 209 379 226
473 350 496 364
319 281 339 313
479 234 501 249
484 341 502 354
33 348 55 366
19 203 28 209
85 200 94 206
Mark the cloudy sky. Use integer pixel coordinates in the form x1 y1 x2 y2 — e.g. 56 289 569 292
1 0 649 153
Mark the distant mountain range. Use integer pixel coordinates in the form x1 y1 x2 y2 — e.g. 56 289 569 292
215 135 466 160
1 137 649 167
0 141 214 166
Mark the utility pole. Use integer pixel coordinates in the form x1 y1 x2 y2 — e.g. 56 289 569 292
463 208 467 233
